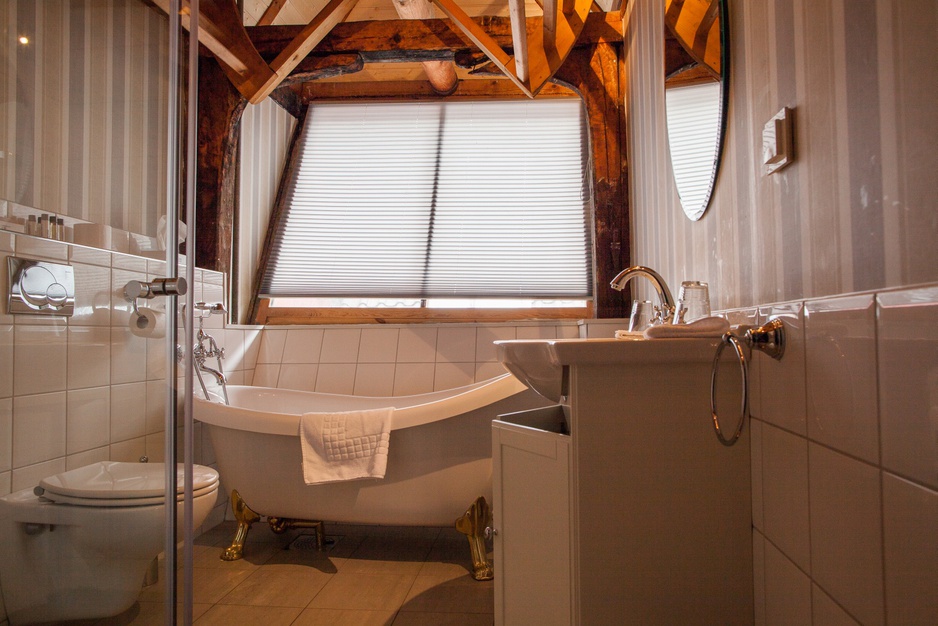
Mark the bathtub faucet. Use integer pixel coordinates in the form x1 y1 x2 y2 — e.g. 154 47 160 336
193 328 229 404
609 265 676 324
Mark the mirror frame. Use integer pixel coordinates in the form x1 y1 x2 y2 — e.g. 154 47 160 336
664 0 730 221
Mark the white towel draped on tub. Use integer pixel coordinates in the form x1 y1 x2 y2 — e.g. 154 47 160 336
299 408 394 485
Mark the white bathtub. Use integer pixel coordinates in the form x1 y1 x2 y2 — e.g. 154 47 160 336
194 374 545 527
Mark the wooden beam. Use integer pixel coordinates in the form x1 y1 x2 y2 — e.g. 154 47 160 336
543 0 558 46
302 78 576 101
391 0 458 94
248 0 361 103
665 0 720 77
508 0 529 82
245 13 623 56
256 0 287 26
152 0 276 99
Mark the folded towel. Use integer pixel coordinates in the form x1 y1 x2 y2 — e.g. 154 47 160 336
300 408 393 485
642 316 730 339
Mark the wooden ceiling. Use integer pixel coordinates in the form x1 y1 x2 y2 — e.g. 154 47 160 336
156 0 624 102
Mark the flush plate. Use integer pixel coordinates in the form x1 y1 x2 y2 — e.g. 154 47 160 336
7 256 75 316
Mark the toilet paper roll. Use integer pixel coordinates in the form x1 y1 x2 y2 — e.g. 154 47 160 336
130 307 166 339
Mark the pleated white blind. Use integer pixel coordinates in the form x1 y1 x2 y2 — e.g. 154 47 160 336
664 81 722 220
259 99 593 300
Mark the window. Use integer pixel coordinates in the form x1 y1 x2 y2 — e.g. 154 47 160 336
256 98 593 323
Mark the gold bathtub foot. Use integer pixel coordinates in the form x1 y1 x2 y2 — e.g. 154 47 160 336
455 496 494 581
268 517 325 550
221 490 260 561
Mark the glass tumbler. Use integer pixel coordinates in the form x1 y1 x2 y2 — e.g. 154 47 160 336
628 300 656 332
676 281 711 323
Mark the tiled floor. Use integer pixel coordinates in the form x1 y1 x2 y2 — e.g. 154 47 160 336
84 521 495 625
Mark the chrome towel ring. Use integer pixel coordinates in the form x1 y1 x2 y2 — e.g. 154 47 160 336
710 319 785 446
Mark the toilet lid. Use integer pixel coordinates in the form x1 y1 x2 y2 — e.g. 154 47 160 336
39 462 219 501
40 483 219 507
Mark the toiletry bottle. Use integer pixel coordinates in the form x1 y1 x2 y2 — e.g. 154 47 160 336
39 214 49 237
49 217 58 240
56 218 65 241
27 215 37 236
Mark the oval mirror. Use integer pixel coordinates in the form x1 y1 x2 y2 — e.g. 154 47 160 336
664 0 729 221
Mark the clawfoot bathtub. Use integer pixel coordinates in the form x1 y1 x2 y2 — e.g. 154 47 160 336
194 374 545 579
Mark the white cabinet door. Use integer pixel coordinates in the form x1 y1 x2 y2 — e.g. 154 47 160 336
493 409 573 626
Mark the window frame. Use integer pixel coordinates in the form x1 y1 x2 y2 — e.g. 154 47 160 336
249 92 596 325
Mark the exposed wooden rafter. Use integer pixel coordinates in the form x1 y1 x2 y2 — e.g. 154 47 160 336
664 0 720 78
391 0 459 94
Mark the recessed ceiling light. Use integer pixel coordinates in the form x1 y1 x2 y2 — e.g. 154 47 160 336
18 36 29 45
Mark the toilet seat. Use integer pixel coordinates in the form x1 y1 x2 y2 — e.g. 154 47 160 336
38 462 219 507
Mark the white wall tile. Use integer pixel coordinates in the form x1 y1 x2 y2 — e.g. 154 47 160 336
762 423 811 571
516 325 558 340
757 304 807 435
0 398 11 472
315 364 357 394
66 387 110 454
397 327 438 362
13 325 67 395
763 540 812 626
110 436 146 463
723 308 762 414
145 336 167 382
282 329 324 364
221 329 245 370
66 447 109 471
750 418 764 532
812 584 861 626
882 473 938 626
242 329 262 370
805 295 879 463
878 286 938 489
11 458 65 492
436 327 476 363
475 362 508 382
434 362 474 391
145 432 165 463
226 370 245 386
0 470 10 497
277 364 319 392
809 443 884 626
752 531 766 626
110 382 147 442
353 363 396 397
257 329 287 363
251 364 281 388
110 327 147 384
0 325 12 398
393 363 435 396
16 237 68 262
557 324 580 339
111 253 148 272
145 380 167 435
68 326 111 389
320 328 362 363
475 326 517 363
358 328 400 363
69 262 112 326
12 392 66 468
69 245 112 268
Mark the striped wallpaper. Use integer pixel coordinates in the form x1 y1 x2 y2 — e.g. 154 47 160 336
0 0 168 238
625 0 938 310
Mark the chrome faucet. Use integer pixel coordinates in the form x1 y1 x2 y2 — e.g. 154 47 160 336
609 265 676 324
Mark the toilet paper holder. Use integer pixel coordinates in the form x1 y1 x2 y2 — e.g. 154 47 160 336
123 278 187 314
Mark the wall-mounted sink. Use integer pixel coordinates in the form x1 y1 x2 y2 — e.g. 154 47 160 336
495 336 722 402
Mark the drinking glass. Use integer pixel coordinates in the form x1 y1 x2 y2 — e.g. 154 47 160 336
629 300 656 332
676 281 711 323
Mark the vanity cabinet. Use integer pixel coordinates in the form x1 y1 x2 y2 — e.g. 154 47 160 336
492 340 753 625
492 406 573 626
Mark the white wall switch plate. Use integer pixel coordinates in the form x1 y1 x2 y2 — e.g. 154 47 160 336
762 107 794 175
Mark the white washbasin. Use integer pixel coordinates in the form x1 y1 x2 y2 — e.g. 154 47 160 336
495 336 721 402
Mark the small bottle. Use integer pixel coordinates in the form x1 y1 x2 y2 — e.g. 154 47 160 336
26 215 37 236
56 218 65 241
49 216 58 240
39 214 49 237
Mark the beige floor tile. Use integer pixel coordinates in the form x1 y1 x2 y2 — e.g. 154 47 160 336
93 601 212 625
193 604 302 626
400 574 494 614
191 567 254 604
218 567 332 607
391 612 494 626
308 572 417 611
292 607 399 625
191 538 281 570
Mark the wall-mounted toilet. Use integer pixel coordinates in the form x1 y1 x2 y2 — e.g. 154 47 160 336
0 461 219 625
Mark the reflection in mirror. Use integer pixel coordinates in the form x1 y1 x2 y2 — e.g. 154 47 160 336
664 0 728 221
0 0 169 253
